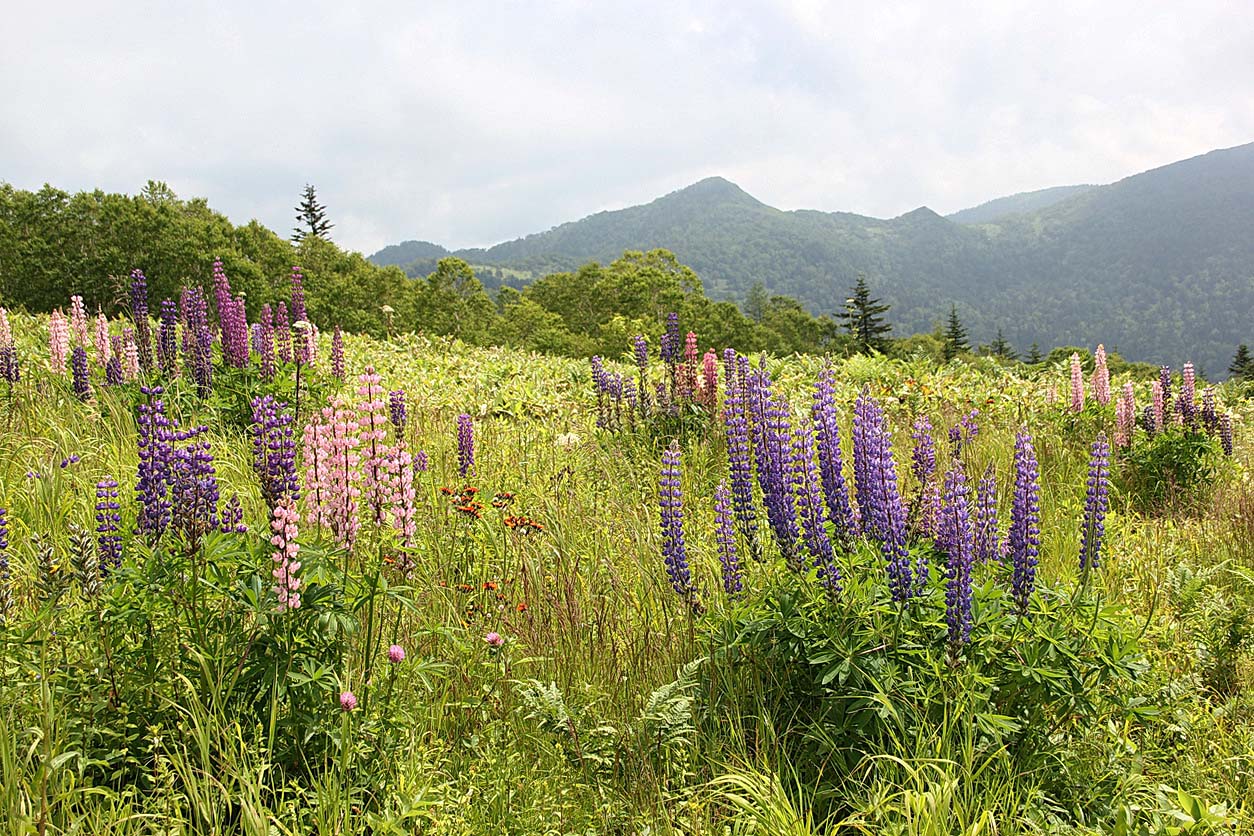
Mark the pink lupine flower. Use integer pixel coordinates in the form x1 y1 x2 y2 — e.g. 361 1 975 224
1151 380 1165 432
49 309 70 373
122 329 140 381
340 690 357 711
383 443 417 548
270 495 302 612
1068 353 1085 412
1091 345 1110 406
388 644 405 664
1114 383 1135 448
0 308 11 348
700 349 719 412
1180 362 1197 427
69 296 89 348
309 397 362 550
94 311 111 365
484 632 504 648
357 367 389 525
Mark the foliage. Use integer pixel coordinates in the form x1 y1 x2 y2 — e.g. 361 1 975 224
1118 429 1222 514
292 184 334 243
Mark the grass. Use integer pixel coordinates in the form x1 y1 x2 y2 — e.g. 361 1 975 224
0 313 1251 833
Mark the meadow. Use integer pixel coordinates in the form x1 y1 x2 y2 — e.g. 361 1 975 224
0 271 1251 835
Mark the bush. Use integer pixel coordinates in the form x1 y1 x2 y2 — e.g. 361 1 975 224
1119 429 1221 514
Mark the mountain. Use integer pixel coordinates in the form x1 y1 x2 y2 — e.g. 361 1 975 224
369 239 449 267
372 143 1254 374
946 184 1096 224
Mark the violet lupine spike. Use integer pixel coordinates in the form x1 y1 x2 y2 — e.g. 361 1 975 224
910 414 940 535
331 325 345 381
854 389 916 600
1158 366 1173 418
633 335 651 417
389 389 407 435
1078 432 1111 576
129 269 154 373
660 313 681 365
136 386 174 537
940 465 975 647
257 305 276 381
590 355 610 429
457 413 475 478
974 463 1001 563
1220 413 1234 456
218 493 247 534
105 354 122 386
813 366 857 541
0 307 19 386
1179 362 1197 428
275 302 292 364
713 480 743 598
71 346 90 401
180 286 212 397
289 266 308 325
95 479 122 571
157 299 179 376
722 352 762 562
1092 344 1111 406
659 441 702 614
168 428 220 548
250 395 299 506
793 423 842 598
1069 353 1085 412
746 364 801 569
0 508 10 623
1201 387 1218 436
1009 429 1041 613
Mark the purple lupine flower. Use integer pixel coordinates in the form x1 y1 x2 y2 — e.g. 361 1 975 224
746 362 800 569
95 479 122 570
660 313 681 365
275 302 292 364
250 395 299 506
331 325 345 381
949 409 980 458
157 299 179 375
939 465 975 647
854 390 917 600
456 413 474 477
659 441 702 614
211 259 233 323
388 389 407 435
590 355 610 429
974 463 1001 563
722 354 761 561
218 493 248 534
1220 413 1234 456
1158 366 1173 418
71 345 90 401
634 335 652 417
257 305 276 381
793 423 842 598
289 266 308 325
1078 433 1111 575
910 415 940 535
1201 387 1218 436
813 366 857 540
136 386 175 537
1009 429 1041 613
0 508 12 622
414 449 429 472
129 269 154 373
0 343 18 385
169 427 219 547
212 261 247 368
180 286 213 398
105 353 122 386
1179 363 1197 428
713 480 743 597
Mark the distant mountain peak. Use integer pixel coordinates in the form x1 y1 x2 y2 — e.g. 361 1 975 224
664 176 763 207
895 206 946 223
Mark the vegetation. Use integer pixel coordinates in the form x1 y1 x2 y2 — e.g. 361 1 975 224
292 184 334 243
0 259 1251 832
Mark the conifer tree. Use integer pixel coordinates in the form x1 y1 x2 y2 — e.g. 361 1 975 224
943 304 969 361
1027 342 1043 364
839 275 892 354
1231 343 1253 380
988 327 1017 360
293 184 334 243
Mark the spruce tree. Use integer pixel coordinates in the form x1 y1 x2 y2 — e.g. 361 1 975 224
1027 342 1043 364
1231 343 1253 380
839 275 892 354
293 184 334 243
942 304 970 361
988 327 1017 361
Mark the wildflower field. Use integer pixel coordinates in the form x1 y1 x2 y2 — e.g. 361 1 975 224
1 271 1252 834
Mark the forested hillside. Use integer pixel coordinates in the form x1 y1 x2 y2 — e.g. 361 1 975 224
373 143 1254 374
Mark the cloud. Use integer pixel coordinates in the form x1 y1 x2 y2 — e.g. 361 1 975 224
2 0 1251 254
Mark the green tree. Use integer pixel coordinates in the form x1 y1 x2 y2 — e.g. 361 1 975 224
414 257 497 343
744 281 769 323
292 184 333 243
1230 344 1252 380
943 304 970 360
1027 342 1044 364
839 275 892 354
987 327 1017 361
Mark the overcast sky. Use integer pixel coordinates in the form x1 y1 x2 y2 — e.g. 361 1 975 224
4 1 1252 254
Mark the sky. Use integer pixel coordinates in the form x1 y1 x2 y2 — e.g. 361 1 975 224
4 1 1253 255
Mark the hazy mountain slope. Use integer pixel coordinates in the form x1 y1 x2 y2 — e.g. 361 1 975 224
946 184 1096 224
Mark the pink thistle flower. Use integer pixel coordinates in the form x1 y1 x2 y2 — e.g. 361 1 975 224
484 632 504 648
388 644 405 664
340 690 358 711
1068 353 1085 413
49 309 70 374
1091 345 1110 406
270 496 302 612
